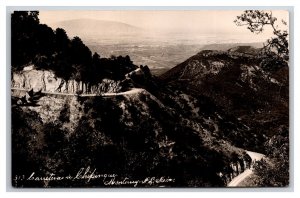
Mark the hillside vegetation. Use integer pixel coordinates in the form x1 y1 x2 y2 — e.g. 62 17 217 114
160 48 289 186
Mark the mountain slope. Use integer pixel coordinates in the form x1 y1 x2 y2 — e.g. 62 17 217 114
160 50 288 152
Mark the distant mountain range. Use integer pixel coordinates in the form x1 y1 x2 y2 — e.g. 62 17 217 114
201 43 264 52
48 19 144 38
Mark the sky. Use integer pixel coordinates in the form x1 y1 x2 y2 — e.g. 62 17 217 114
39 10 289 42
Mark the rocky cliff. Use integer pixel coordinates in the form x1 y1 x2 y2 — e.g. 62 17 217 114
12 66 122 94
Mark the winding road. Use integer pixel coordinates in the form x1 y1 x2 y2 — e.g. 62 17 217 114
11 87 144 97
227 150 265 187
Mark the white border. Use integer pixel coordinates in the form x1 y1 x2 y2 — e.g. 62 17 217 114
1 0 299 197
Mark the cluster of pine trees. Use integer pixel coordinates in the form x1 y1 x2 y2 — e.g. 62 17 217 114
11 11 137 83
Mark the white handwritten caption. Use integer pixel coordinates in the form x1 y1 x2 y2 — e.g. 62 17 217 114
14 166 175 187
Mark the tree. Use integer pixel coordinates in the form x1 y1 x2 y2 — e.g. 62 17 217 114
90 52 103 83
69 36 92 81
55 28 70 52
234 10 289 62
252 132 289 187
11 11 40 69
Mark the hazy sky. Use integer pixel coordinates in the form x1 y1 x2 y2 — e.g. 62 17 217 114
39 10 289 41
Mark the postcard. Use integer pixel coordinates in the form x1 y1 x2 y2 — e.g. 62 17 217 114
11 10 289 188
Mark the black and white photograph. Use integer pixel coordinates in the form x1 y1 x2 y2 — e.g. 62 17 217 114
10 9 289 188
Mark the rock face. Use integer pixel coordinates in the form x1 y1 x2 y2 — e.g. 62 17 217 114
12 66 122 94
